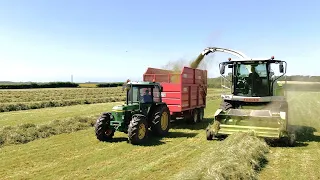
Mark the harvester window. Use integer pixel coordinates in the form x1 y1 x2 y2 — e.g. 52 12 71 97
234 63 270 96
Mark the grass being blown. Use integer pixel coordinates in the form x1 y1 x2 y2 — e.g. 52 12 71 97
172 132 270 180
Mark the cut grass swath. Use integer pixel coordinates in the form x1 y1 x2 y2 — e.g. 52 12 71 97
0 116 98 147
172 132 269 180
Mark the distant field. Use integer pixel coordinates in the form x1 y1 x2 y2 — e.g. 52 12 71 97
278 81 320 84
79 83 98 88
0 87 126 112
0 87 221 113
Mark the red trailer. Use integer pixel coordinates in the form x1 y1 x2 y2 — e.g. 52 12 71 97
143 66 208 123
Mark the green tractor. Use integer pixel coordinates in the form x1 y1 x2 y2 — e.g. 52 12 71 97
94 81 171 145
201 47 296 146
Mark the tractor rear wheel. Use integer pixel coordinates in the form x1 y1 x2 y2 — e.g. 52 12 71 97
94 112 115 141
128 115 148 145
151 105 171 136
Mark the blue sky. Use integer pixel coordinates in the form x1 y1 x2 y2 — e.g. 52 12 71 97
0 0 319 82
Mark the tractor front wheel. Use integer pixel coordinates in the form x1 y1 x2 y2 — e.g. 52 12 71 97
94 112 115 141
128 115 148 145
151 105 171 136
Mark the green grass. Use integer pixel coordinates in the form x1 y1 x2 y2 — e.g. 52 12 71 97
0 87 126 112
258 91 320 180
79 83 98 88
0 102 123 126
0 100 220 180
1 89 319 179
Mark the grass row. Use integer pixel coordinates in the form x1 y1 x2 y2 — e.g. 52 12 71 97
173 132 269 180
0 116 96 147
0 97 126 112
0 87 221 113
0 87 124 102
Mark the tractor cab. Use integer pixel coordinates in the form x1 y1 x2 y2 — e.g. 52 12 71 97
219 57 287 98
124 81 163 116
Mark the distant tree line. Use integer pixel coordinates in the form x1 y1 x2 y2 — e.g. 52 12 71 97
1 75 319 89
0 82 79 89
96 82 124 87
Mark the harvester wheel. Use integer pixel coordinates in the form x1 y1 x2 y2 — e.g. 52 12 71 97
287 133 296 147
128 115 148 145
220 101 233 111
94 112 115 141
151 105 171 136
206 128 214 140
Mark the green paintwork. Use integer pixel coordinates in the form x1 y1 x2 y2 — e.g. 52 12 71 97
211 109 288 138
208 59 292 140
105 82 165 133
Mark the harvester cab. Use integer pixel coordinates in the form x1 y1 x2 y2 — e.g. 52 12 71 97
94 81 171 145
202 47 295 146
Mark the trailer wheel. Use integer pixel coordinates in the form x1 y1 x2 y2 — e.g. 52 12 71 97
187 109 199 124
94 112 115 141
198 108 204 122
151 105 171 136
128 115 148 145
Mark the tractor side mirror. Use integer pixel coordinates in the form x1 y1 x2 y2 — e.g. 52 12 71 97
220 64 225 74
279 63 284 73
228 64 233 68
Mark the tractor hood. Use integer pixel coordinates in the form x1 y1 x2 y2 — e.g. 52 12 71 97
112 103 140 111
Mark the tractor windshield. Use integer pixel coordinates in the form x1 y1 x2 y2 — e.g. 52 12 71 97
127 85 160 104
234 63 270 97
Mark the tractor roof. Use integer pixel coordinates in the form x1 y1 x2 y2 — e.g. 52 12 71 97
127 81 160 86
222 58 285 64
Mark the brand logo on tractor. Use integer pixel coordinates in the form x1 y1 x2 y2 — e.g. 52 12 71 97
183 74 188 78
161 92 166 97
244 98 259 102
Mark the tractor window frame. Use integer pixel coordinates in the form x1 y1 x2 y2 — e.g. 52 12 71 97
127 85 161 104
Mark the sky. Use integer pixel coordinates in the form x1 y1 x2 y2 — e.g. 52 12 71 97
0 0 319 82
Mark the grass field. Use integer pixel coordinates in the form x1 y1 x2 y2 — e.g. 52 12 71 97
0 87 220 113
0 87 126 112
0 88 319 179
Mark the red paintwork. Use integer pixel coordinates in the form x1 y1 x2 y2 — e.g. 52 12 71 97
143 66 207 116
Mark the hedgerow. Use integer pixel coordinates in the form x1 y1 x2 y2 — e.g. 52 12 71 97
0 82 79 89
96 82 123 87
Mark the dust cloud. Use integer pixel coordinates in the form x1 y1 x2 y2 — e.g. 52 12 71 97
162 51 215 72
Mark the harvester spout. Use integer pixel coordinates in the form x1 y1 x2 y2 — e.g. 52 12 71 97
201 47 251 60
